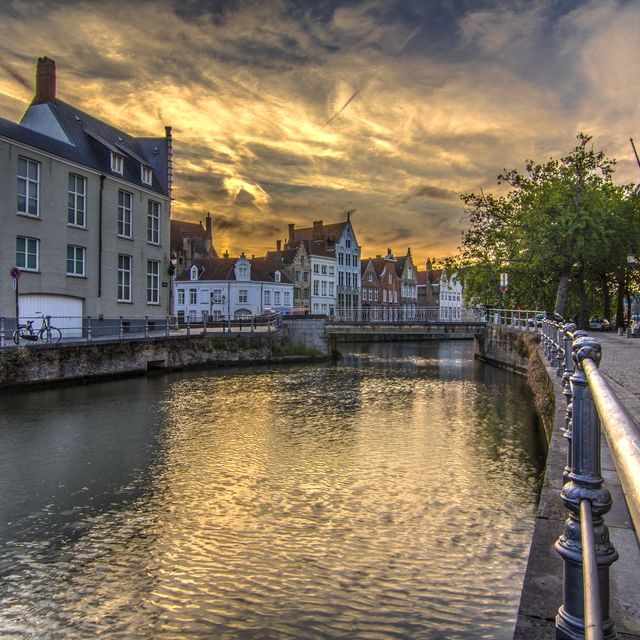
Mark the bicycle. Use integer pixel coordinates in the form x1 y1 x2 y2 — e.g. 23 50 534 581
13 313 62 345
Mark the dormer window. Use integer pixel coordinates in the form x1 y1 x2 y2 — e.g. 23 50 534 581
275 271 281 283
111 152 124 174
238 265 248 279
141 165 152 185
190 265 199 281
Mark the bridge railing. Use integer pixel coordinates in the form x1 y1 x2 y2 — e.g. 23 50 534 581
330 307 484 323
541 319 640 639
487 308 544 330
0 312 282 347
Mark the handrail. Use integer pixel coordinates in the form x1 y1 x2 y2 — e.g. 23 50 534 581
580 499 603 640
582 357 640 535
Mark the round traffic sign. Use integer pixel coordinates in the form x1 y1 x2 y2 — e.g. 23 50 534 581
500 285 508 293
10 267 21 279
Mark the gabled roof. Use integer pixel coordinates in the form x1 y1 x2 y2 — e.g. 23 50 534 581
291 221 347 244
171 219 217 257
416 271 427 286
265 244 305 268
429 269 443 285
369 257 398 279
176 256 292 284
300 239 335 259
1 98 168 195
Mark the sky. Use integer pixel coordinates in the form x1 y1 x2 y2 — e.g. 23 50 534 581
1 0 640 266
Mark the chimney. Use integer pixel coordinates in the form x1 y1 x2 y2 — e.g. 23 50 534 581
205 211 214 254
33 57 56 105
223 250 229 259
288 223 295 246
313 220 323 241
276 239 282 253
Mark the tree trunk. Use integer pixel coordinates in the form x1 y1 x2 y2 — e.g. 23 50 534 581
576 270 589 329
600 272 611 322
615 270 625 329
554 272 571 317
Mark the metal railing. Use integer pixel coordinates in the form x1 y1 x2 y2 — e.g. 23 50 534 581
330 306 484 323
0 312 283 347
540 319 640 639
487 308 544 330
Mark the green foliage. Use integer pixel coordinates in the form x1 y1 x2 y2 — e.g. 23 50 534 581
454 133 640 325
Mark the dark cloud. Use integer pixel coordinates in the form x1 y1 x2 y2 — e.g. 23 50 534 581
402 184 459 203
246 143 313 168
0 55 30 90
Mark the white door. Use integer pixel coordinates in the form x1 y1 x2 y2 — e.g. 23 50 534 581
19 294 83 338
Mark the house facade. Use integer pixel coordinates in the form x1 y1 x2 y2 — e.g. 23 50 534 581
0 57 171 335
266 240 310 313
171 212 217 267
361 250 401 320
361 259 380 318
174 254 294 320
395 248 418 319
287 213 360 312
439 269 464 321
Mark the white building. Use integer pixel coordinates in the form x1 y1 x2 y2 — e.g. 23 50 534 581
174 254 294 321
287 213 361 312
439 270 464 321
302 240 336 315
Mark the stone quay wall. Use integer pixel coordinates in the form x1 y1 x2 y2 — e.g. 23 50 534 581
474 324 538 373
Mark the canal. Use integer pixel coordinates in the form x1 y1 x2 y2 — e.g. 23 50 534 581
0 341 544 639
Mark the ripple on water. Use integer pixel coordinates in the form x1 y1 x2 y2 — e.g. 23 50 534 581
0 341 543 639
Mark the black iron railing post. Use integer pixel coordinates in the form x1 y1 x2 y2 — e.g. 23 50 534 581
555 336 618 640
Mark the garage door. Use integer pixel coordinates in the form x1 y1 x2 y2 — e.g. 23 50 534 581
19 294 83 339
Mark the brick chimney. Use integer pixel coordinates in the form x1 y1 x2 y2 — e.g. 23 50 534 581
33 56 56 105
288 223 295 246
313 220 323 241
276 239 282 253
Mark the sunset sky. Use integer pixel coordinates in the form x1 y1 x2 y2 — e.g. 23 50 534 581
1 0 640 265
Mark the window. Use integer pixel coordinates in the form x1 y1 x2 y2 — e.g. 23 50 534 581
190 266 199 280
212 310 222 320
17 157 39 216
313 304 319 313
284 291 290 305
178 289 185 305
117 254 132 302
303 272 309 282
147 260 160 304
313 280 319 296
118 190 132 238
275 271 281 282
16 236 39 271
321 281 327 296
368 273 373 283
66 245 85 276
264 290 271 305
374 289 379 302
239 289 248 303
212 289 222 304
313 264 319 273
346 273 351 287
346 239 351 248
329 266 334 275
329 282 334 295
274 291 281 305
147 201 160 244
388 273 392 284
321 265 327 274
295 270 300 282
338 272 344 286
141 165 153 185
68 174 86 226
338 253 344 266
111 152 124 174
345 254 351 267
189 288 197 305
394 290 398 303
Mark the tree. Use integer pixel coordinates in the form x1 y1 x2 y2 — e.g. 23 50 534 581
456 134 636 328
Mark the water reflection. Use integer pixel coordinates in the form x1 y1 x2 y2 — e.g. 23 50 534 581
0 341 544 639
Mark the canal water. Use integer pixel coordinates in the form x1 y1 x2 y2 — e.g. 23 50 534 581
0 341 544 639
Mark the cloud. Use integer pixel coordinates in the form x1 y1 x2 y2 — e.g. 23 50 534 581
402 184 459 203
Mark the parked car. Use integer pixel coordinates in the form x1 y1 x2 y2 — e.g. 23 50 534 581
589 317 610 331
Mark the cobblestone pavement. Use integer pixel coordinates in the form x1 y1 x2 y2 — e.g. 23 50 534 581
594 332 640 421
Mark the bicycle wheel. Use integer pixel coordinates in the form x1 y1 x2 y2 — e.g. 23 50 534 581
12 330 21 345
41 327 62 344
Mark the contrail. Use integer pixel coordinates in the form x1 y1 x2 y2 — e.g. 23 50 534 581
323 22 423 128
323 88 362 128
0 55 30 91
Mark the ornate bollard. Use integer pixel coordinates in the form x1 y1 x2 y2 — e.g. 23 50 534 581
563 329 587 485
87 316 93 342
550 322 559 363
119 315 125 340
186 315 191 337
555 336 618 640
555 323 565 376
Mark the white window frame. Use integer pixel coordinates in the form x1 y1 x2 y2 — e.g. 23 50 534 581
212 289 222 304
141 165 153 185
275 271 281 283
147 200 160 244
118 190 132 238
147 260 160 304
16 236 39 271
117 254 132 302
177 289 185 305
274 290 281 305
284 291 290 305
111 152 124 174
239 289 248 303
17 157 40 217
313 280 319 296
68 173 86 227
66 245 86 277
189 288 197 305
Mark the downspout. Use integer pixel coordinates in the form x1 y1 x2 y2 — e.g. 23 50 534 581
98 173 105 298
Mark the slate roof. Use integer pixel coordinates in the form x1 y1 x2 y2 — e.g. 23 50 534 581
416 271 427 286
370 257 398 279
265 246 303 268
291 221 348 244
170 219 217 257
0 98 168 196
300 239 335 259
176 256 292 284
